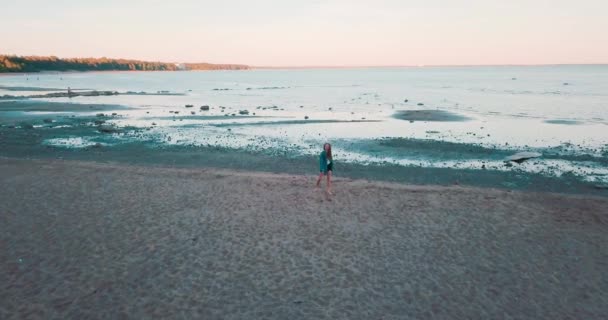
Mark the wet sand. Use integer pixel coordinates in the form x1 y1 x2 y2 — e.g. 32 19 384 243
0 100 130 112
1 157 607 319
544 119 584 125
392 109 471 122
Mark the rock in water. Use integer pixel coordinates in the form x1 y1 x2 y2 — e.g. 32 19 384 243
304 116 309 120
417 103 424 106
505 152 542 163
43 118 53 123
98 126 120 134
185 104 193 108
239 110 249 115
200 105 210 111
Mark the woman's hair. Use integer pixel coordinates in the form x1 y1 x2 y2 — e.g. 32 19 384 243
324 143 332 160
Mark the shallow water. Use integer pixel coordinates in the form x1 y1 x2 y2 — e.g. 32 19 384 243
1 66 607 184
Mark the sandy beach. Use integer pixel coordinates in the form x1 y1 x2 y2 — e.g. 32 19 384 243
1 157 607 319
3 0 608 318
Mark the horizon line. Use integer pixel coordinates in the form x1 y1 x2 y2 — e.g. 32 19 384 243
252 63 608 69
2 53 607 69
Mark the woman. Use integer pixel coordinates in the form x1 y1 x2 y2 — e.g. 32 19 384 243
316 143 333 195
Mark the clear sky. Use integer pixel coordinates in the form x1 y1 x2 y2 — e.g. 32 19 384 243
1 0 607 66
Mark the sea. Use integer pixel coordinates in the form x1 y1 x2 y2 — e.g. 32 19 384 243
1 65 607 184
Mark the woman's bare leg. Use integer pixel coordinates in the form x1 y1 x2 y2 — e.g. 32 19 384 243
326 170 333 195
316 172 324 187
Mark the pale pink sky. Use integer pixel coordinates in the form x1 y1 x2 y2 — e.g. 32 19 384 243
1 0 607 66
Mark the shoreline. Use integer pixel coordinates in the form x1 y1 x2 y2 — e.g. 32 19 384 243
2 156 606 201
0 99 606 197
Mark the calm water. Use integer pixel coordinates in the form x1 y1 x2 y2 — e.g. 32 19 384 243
2 66 607 182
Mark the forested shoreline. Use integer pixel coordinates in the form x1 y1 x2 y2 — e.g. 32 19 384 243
0 55 249 72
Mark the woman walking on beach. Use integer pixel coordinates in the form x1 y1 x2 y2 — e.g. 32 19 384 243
316 143 333 195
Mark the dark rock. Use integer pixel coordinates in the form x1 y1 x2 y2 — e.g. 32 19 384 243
200 105 210 111
404 99 408 103
191 111 195 115
239 110 249 115
20 123 34 129
94 120 106 125
304 116 309 120
96 113 105 117
43 118 54 123
98 126 120 133
185 104 193 108
417 103 424 106
111 113 117 116
505 152 542 163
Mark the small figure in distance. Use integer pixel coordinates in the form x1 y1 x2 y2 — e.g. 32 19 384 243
316 142 334 195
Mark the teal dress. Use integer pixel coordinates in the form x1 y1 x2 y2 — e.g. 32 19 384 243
319 150 333 174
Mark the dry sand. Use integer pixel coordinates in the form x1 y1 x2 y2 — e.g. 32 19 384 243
1 157 607 319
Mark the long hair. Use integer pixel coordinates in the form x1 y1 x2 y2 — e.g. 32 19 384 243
324 143 332 160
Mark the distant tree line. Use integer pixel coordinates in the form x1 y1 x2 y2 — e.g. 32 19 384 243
0 55 249 72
